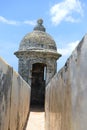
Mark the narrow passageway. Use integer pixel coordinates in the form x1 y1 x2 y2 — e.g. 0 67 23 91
25 63 46 130
26 107 45 130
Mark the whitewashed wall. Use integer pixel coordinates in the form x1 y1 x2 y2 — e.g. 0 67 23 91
0 57 31 130
45 34 87 130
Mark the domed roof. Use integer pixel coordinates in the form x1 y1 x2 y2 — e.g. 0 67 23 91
19 19 57 51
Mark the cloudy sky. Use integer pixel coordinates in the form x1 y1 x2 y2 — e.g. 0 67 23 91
0 0 87 71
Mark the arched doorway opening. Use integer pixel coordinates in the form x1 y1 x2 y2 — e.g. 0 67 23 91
31 63 46 108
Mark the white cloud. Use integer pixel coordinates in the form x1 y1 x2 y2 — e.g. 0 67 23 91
23 20 36 26
50 0 84 25
65 16 80 23
58 40 79 56
0 16 19 25
0 16 36 26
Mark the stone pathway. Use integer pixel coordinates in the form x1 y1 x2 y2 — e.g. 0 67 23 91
26 107 45 130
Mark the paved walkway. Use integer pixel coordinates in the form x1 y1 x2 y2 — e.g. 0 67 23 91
26 107 45 130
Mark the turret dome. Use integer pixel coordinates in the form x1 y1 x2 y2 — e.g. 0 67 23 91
19 19 57 52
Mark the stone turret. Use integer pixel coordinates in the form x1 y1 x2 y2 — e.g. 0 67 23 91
14 19 61 105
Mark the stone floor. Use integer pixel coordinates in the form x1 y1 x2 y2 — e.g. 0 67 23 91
26 107 45 130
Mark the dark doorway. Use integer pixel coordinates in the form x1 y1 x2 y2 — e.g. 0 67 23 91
31 63 46 107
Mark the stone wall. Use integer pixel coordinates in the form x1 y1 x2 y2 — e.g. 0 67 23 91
18 56 57 85
45 34 87 130
0 57 31 130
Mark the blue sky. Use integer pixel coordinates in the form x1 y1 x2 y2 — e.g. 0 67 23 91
0 0 87 71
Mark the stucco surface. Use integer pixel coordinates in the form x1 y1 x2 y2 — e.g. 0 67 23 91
45 34 87 130
0 57 31 130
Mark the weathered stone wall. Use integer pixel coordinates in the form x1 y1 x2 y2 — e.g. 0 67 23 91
18 55 57 85
45 34 87 130
0 57 31 130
